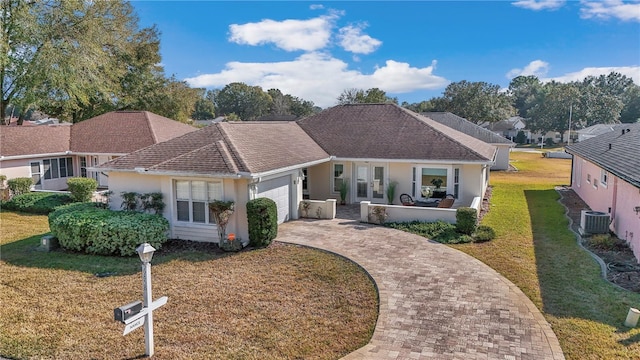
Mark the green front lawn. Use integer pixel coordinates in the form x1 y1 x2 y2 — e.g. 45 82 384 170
0 212 377 360
451 152 640 359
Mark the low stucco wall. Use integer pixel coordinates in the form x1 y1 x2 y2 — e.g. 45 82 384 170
360 196 481 224
299 199 337 219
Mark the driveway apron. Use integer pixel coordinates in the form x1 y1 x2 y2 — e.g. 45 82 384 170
276 215 564 360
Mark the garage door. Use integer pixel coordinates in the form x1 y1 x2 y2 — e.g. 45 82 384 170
256 176 290 224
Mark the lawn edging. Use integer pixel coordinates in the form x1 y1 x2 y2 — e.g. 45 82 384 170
555 187 627 293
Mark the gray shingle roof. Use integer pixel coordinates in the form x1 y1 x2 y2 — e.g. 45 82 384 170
565 123 640 188
100 122 331 176
297 104 496 162
422 112 514 145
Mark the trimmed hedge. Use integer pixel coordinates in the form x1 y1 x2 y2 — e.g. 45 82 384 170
2 192 73 214
246 197 278 248
456 207 478 235
7 177 32 196
67 177 98 202
49 206 169 256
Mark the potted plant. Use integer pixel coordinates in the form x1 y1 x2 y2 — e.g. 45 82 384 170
386 181 397 205
430 178 446 198
339 179 349 205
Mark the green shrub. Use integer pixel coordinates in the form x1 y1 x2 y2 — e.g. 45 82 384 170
121 192 139 210
2 192 73 214
7 177 32 196
386 220 455 239
246 197 278 248
473 225 496 242
67 177 98 202
515 130 527 144
140 192 165 214
456 207 477 235
587 234 624 250
49 202 102 225
0 174 6 188
50 207 169 256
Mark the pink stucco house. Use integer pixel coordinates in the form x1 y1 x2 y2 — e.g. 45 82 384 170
565 123 640 262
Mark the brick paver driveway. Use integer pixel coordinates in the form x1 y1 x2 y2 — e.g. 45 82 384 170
277 210 564 360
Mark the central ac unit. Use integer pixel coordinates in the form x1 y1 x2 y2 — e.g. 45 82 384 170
580 210 610 235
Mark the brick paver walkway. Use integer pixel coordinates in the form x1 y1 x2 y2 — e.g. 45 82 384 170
277 207 564 360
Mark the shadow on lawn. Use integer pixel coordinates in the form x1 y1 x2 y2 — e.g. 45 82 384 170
1 233 230 276
524 189 640 345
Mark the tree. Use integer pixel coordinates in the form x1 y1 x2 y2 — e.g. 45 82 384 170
214 82 271 120
434 81 515 124
192 89 216 120
526 82 578 142
1 0 161 123
584 72 640 124
336 87 397 105
508 75 543 118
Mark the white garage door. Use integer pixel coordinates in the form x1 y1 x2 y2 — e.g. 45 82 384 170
256 176 290 224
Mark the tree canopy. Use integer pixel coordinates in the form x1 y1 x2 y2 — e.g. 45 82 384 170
336 88 397 105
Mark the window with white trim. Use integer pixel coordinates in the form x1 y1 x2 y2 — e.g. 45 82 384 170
411 167 416 197
453 168 460 199
587 173 591 183
175 180 223 224
43 157 73 180
333 164 344 193
600 170 608 187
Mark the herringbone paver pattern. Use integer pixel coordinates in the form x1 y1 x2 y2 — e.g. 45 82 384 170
277 207 564 360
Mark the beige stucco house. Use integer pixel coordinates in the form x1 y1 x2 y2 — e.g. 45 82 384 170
99 104 497 244
0 111 196 190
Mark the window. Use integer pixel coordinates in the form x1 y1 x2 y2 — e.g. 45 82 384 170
421 168 447 193
43 157 73 180
175 180 223 224
411 167 416 197
600 170 608 187
80 157 87 178
453 168 460 199
333 164 344 193
593 179 598 189
587 173 591 183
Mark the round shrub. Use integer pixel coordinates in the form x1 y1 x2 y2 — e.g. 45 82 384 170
49 202 102 228
473 225 496 242
456 207 478 235
50 207 169 256
7 177 32 196
67 177 98 202
2 192 73 214
246 197 278 248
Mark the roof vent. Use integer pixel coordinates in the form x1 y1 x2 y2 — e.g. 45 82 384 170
579 210 610 235
609 143 612 150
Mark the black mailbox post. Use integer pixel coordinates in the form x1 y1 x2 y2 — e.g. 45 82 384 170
114 300 143 323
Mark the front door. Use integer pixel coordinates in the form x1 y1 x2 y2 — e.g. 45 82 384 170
354 163 386 203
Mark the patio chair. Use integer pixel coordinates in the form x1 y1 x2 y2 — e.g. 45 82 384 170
437 195 455 208
400 193 415 206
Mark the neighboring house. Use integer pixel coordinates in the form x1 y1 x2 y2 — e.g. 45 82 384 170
98 104 497 244
485 116 529 142
422 112 514 170
576 123 625 143
565 123 640 262
0 111 196 190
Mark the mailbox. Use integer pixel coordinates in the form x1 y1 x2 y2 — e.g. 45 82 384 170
114 301 143 323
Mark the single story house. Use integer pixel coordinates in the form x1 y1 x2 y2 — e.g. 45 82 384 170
575 123 626 143
422 112 514 170
0 111 196 190
99 104 497 244
565 123 640 262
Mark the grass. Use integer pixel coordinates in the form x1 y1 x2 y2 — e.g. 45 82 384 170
449 152 640 359
0 212 378 359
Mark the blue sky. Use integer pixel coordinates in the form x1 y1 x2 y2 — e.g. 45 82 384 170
132 1 640 108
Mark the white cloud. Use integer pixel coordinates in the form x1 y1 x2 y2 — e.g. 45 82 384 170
506 60 550 78
228 14 339 52
580 0 640 22
512 0 565 10
543 65 640 84
309 4 324 10
338 24 382 54
184 53 448 108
